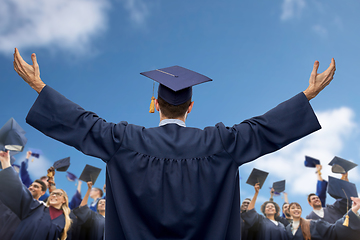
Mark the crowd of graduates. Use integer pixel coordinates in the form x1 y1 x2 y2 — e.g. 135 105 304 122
240 156 360 240
0 149 106 240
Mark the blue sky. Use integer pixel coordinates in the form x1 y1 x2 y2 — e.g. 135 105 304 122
1 0 360 216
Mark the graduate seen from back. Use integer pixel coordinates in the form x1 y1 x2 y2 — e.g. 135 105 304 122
13 48 335 240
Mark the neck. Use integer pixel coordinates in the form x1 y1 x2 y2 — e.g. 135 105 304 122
50 204 62 210
99 210 105 217
266 214 275 221
313 206 322 210
292 217 301 222
159 115 186 122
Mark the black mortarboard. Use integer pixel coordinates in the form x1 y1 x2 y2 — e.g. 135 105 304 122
327 176 358 199
272 180 286 193
79 164 102 184
66 171 77 182
328 156 358 174
53 157 70 172
140 66 212 106
304 156 320 168
0 118 27 152
29 148 42 158
246 168 269 189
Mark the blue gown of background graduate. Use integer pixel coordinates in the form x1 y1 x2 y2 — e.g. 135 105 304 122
26 86 321 240
20 157 49 201
0 167 66 240
72 205 105 240
241 208 288 240
286 210 360 240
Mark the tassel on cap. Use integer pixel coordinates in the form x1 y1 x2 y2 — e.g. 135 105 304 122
149 81 156 113
343 214 349 227
149 96 155 113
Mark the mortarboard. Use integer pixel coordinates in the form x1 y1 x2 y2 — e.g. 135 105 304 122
304 156 320 168
328 156 358 174
140 66 212 107
246 168 269 189
272 180 286 193
66 171 77 182
0 118 27 152
53 157 70 172
327 176 358 200
29 148 42 158
79 164 102 184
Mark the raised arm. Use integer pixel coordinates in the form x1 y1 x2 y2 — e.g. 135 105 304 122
80 182 93 207
13 48 45 93
0 151 40 219
248 183 260 211
19 151 33 188
303 58 336 100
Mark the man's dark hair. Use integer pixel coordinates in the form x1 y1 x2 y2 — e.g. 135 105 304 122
307 193 317 203
34 179 47 192
157 96 192 119
260 201 280 217
94 187 104 197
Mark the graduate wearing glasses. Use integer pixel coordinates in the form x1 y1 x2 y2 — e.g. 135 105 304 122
0 151 72 240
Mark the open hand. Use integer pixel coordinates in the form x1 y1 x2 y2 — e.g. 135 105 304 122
13 48 45 93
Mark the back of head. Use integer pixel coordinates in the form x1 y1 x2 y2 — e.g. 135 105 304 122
157 96 191 119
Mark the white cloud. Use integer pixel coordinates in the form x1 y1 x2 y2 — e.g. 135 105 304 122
280 0 306 21
121 0 149 26
243 107 358 195
0 0 111 55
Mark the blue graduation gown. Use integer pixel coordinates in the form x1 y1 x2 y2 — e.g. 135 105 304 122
316 180 328 207
306 198 348 223
0 167 65 240
69 190 82 210
241 209 288 240
72 205 105 240
0 199 21 239
26 86 321 240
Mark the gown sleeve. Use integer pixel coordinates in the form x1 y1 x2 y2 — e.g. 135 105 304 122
69 190 82 210
216 92 321 166
241 208 263 231
26 86 127 162
316 180 328 207
73 205 95 225
0 167 41 220
19 158 32 188
311 210 360 240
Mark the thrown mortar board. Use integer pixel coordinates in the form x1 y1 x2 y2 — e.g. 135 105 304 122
272 180 286 193
327 176 358 199
246 168 269 189
0 118 27 152
328 156 358 174
304 156 320 168
79 164 102 184
53 157 70 172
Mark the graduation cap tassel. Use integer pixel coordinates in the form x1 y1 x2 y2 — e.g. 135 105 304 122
342 188 349 227
343 215 349 227
149 82 155 113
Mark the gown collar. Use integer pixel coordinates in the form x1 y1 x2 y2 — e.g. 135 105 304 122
159 119 186 127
